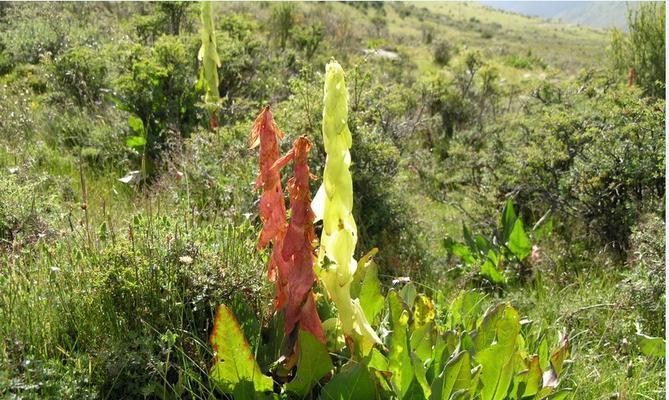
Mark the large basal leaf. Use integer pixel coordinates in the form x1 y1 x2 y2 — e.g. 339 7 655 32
286 330 334 397
358 260 385 325
128 114 145 136
126 135 146 150
475 305 521 400
430 350 471 400
209 304 274 395
522 355 542 397
480 250 506 284
319 363 377 400
506 219 531 260
501 199 518 243
444 237 477 265
448 291 484 331
388 291 418 399
636 333 665 357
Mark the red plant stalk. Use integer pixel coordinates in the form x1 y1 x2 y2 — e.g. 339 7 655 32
250 106 289 309
271 136 325 343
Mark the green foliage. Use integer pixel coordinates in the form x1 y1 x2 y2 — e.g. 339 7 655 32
504 52 546 70
444 200 537 285
270 3 296 51
54 47 107 105
433 41 452 66
209 304 274 396
285 331 334 397
292 22 325 59
113 35 201 172
609 2 665 97
621 213 665 336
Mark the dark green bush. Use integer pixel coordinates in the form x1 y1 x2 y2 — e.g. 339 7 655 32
433 41 451 66
113 35 201 172
621 213 665 337
54 47 107 105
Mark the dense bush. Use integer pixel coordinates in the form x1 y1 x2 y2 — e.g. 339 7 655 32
54 47 107 105
113 35 201 172
432 41 452 66
610 2 665 97
621 213 665 337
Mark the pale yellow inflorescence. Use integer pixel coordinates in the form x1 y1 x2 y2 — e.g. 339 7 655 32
312 60 381 355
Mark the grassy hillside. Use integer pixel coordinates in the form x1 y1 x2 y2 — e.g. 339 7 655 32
0 2 664 399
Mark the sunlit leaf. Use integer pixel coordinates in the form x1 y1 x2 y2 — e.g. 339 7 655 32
126 135 146 150
286 330 334 397
507 218 531 260
636 332 665 357
319 363 377 400
127 114 144 136
388 291 417 398
209 304 273 395
430 350 471 400
501 199 518 242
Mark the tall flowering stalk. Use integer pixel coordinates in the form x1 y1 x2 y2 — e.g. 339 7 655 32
199 2 221 105
250 106 289 309
198 2 221 130
312 60 381 355
271 136 325 343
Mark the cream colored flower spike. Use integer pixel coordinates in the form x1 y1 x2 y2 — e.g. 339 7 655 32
313 60 381 354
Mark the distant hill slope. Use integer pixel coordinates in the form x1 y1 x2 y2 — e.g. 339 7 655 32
479 1 641 30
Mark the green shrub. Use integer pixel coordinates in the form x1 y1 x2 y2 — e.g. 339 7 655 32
113 35 201 173
433 41 451 66
621 213 665 336
54 47 107 105
609 2 665 97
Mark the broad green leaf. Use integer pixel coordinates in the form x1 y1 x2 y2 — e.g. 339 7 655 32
358 262 385 325
388 291 416 399
444 238 477 264
319 363 377 400
430 350 471 400
507 219 532 260
480 250 506 284
449 291 484 330
501 199 518 242
473 304 506 351
475 305 520 400
545 388 572 400
400 282 418 308
126 135 146 150
469 365 482 399
128 114 145 135
413 352 432 398
209 304 273 395
463 223 479 255
636 333 665 357
411 322 436 363
538 337 550 370
286 331 334 397
367 347 390 372
474 234 493 255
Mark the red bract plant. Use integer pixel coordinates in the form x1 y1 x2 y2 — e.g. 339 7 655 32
272 136 325 344
250 106 289 309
